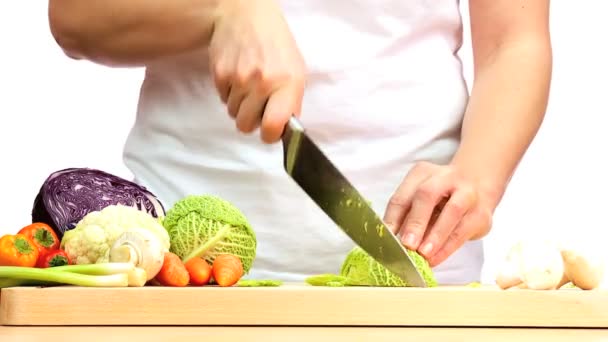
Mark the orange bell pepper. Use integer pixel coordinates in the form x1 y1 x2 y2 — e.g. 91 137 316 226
0 234 39 267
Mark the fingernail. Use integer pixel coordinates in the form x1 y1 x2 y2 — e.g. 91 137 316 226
420 242 433 256
404 233 417 247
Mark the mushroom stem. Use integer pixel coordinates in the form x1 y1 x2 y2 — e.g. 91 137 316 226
109 228 166 281
110 244 140 266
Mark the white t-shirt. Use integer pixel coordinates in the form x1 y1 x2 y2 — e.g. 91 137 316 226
123 0 484 284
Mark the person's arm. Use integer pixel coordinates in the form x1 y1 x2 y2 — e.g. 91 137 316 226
451 0 552 208
49 0 307 143
384 0 552 267
48 0 222 67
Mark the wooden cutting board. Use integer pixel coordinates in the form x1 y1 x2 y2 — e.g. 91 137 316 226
1 284 607 328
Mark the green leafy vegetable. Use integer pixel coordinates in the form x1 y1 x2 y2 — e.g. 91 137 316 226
163 195 257 274
0 262 146 288
237 279 283 287
305 246 437 287
304 274 348 286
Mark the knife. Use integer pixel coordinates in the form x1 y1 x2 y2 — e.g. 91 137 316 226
281 116 427 287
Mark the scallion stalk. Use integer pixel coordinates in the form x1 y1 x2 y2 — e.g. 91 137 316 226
0 266 129 287
46 262 136 275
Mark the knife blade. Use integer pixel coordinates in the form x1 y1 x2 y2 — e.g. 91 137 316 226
281 116 427 287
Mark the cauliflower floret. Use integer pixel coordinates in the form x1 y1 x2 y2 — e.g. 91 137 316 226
60 205 171 265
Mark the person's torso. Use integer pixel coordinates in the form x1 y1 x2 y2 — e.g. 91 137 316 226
122 0 484 284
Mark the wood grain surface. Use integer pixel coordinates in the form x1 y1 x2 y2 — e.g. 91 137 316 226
1 326 608 342
1 284 607 327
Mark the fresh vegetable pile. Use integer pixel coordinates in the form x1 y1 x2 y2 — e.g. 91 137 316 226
0 221 147 288
1 222 65 268
0 167 275 288
6 167 603 292
495 238 606 291
0 166 445 290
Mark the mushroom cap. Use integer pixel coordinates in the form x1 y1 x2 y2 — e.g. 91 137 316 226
561 249 606 290
495 257 523 289
518 239 564 290
496 239 565 290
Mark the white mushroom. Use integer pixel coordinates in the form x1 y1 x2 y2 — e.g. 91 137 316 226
495 255 523 289
109 227 166 281
519 242 564 290
560 248 606 290
495 239 564 290
555 237 607 290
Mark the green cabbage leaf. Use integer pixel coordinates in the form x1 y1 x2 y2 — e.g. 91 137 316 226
305 246 438 287
163 195 257 274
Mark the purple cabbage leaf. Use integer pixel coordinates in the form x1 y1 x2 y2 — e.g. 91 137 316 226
31 167 165 238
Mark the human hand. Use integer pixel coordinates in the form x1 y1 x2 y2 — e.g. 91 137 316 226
383 162 495 267
209 0 307 143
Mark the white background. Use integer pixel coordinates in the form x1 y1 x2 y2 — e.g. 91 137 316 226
1 2 606 285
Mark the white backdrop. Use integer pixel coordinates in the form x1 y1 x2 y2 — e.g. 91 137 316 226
1 2 606 285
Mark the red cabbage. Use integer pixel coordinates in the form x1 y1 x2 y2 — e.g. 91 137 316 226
31 167 165 238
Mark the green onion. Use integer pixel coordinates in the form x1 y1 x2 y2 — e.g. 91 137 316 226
0 262 146 288
47 262 136 275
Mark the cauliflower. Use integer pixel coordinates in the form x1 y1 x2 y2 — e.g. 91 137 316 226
60 205 171 265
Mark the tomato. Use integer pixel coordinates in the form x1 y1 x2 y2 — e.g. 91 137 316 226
40 249 71 268
18 222 60 267
0 234 39 267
